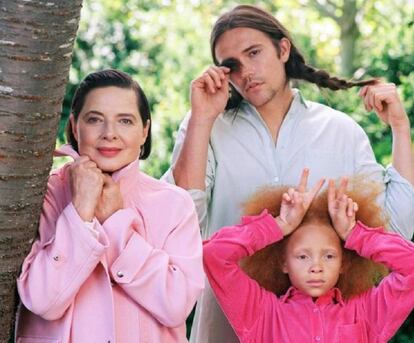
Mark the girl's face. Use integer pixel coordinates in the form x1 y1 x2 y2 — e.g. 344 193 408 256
71 86 149 173
283 223 343 299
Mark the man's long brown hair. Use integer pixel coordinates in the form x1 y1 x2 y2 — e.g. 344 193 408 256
240 176 388 300
211 5 376 111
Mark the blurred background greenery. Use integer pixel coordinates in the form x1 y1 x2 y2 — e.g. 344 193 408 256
57 0 414 340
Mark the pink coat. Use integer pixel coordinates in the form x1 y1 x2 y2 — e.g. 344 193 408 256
16 145 204 343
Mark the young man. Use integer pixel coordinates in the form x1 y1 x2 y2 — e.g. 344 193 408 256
163 5 414 343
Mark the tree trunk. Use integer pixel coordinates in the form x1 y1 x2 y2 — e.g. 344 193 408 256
339 0 359 77
309 0 360 77
0 0 82 340
340 26 358 77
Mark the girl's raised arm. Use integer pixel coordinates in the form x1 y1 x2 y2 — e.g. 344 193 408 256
345 221 414 341
203 211 283 338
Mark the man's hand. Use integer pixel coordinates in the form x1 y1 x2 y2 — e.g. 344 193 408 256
190 65 231 123
359 82 409 131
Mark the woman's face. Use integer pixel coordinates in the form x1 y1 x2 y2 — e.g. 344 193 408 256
71 86 149 173
282 222 343 299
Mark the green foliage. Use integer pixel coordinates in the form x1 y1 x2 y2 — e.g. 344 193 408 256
391 318 414 343
359 1 414 164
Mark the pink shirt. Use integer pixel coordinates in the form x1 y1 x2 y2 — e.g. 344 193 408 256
203 211 414 343
16 145 204 343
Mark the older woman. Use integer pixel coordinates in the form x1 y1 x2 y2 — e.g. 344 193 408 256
16 69 204 343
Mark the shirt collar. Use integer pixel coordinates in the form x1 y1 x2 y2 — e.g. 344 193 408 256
54 144 140 184
241 88 310 119
295 88 310 109
281 286 345 306
288 88 310 110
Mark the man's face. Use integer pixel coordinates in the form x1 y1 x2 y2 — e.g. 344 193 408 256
283 223 343 299
214 27 290 111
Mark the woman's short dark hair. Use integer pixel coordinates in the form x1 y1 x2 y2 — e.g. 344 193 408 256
66 69 152 159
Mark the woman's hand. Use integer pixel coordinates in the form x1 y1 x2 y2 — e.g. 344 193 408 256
276 169 325 236
328 178 358 241
95 174 124 224
69 156 104 221
359 82 410 131
190 65 231 123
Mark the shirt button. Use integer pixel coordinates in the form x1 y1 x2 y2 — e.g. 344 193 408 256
116 271 124 278
53 255 59 261
273 176 279 183
313 308 318 313
315 336 321 341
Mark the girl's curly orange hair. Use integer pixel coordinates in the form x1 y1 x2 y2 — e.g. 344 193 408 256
240 176 389 299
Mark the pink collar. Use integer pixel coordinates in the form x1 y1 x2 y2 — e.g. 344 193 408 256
281 286 345 306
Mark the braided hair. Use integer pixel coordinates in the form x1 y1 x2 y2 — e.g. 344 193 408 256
211 5 375 110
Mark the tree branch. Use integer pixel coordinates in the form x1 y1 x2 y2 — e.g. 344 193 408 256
309 0 340 22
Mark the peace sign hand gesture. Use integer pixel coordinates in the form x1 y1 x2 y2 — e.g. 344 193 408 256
328 178 358 241
276 169 325 236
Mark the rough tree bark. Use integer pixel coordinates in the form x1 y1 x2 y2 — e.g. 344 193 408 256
0 0 83 340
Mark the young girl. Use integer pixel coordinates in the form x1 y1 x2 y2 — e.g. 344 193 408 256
203 169 414 342
16 69 204 343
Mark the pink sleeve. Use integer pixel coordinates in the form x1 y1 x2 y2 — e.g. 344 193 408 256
203 211 283 338
103 196 204 328
17 176 108 320
345 221 414 340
